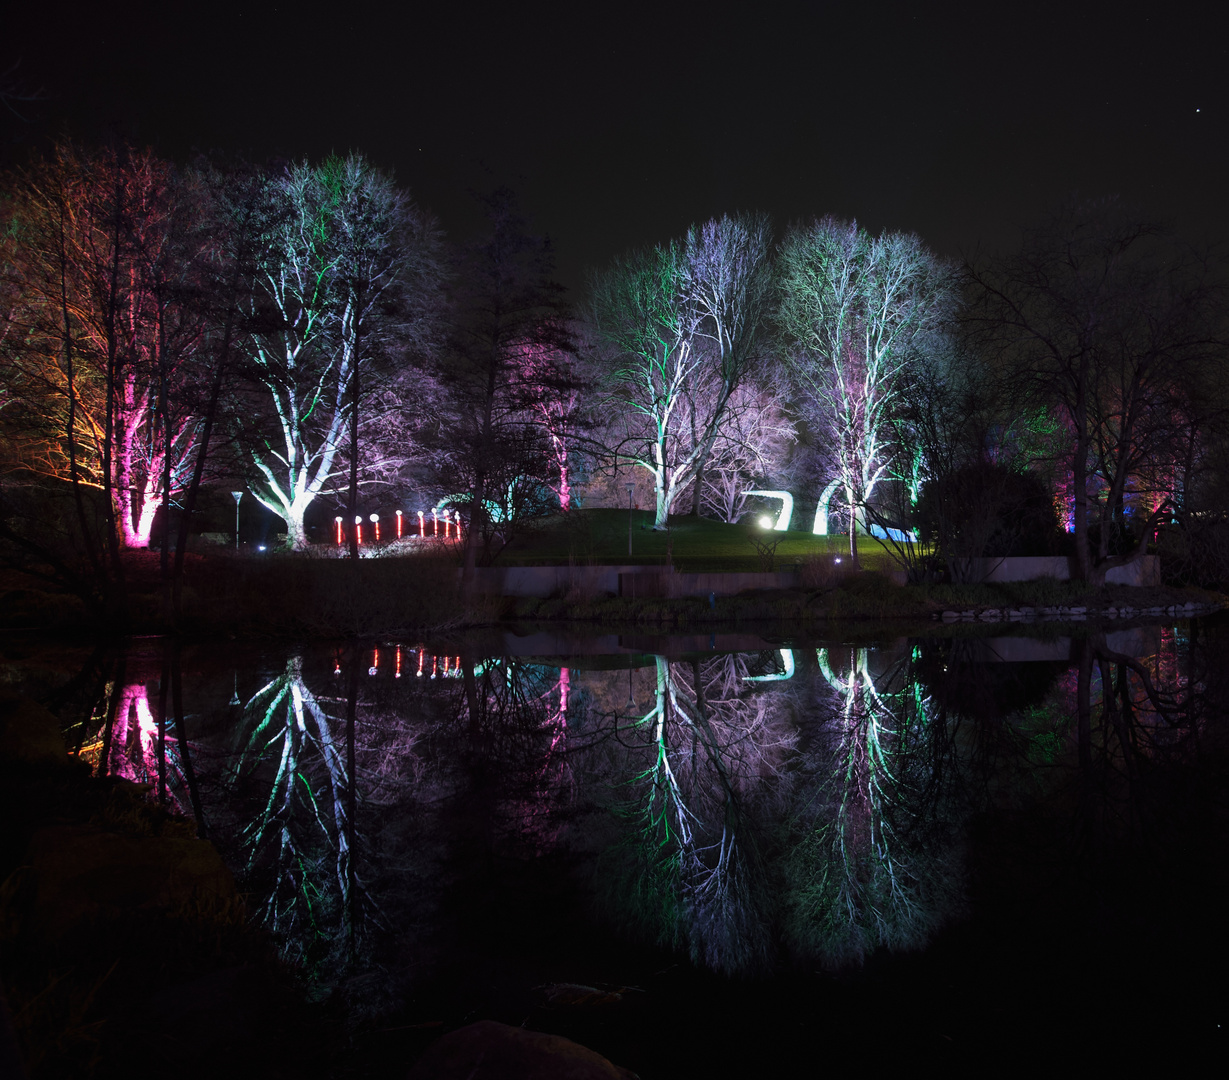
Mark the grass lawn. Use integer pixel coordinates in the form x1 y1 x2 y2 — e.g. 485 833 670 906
494 508 900 573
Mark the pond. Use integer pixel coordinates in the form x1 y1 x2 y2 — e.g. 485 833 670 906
15 618 1229 1073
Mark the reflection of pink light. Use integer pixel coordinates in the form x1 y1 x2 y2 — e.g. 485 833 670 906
396 510 403 538
108 684 188 812
418 511 425 538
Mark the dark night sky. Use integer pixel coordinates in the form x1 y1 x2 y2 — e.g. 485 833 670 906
5 1 1227 290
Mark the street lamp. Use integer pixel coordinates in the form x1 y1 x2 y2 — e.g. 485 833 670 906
231 491 243 549
627 483 634 557
370 513 380 542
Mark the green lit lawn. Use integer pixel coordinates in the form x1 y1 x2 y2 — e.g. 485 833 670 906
492 509 900 573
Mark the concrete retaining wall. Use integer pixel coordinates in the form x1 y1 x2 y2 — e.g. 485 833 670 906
619 571 801 599
949 555 1160 586
463 565 805 599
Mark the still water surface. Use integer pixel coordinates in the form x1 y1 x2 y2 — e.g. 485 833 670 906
44 620 1229 1069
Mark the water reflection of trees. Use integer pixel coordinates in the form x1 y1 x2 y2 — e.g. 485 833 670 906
785 645 964 966
598 652 798 975
51 621 1223 991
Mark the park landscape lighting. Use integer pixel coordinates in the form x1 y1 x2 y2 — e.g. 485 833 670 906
354 515 363 545
370 513 379 541
759 515 773 529
335 516 344 545
395 509 403 538
231 491 243 549
418 510 425 538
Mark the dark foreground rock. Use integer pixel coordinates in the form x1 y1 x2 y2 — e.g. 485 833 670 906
407 1020 639 1080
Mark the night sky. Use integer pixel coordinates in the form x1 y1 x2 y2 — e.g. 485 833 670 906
5 1 1226 290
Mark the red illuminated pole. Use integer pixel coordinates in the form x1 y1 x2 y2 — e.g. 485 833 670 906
335 516 344 545
371 513 380 541
418 511 425 538
354 516 363 545
396 510 403 538
432 508 438 537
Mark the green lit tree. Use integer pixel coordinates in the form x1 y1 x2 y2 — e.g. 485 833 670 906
242 155 442 550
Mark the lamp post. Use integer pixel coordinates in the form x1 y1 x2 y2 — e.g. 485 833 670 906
335 516 344 545
370 513 380 542
395 509 403 539
354 515 363 545
627 483 634 557
231 491 243 549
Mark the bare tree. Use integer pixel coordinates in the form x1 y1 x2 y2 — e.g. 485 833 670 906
778 218 957 567
966 201 1227 583
241 155 442 550
591 213 774 528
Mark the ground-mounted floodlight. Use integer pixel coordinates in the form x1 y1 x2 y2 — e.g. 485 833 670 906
231 491 243 549
744 489 793 531
627 483 635 556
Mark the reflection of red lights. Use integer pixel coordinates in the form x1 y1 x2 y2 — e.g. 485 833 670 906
431 656 437 679
395 646 402 678
369 648 379 676
417 650 424 677
432 509 438 537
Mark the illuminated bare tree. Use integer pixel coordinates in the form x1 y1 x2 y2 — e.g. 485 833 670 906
591 213 774 528
242 155 442 550
0 143 211 550
778 218 956 566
